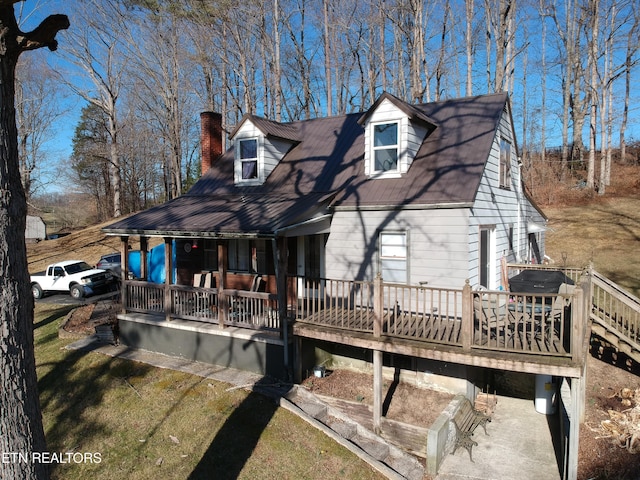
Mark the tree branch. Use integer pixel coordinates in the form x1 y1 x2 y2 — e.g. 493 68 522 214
17 14 69 52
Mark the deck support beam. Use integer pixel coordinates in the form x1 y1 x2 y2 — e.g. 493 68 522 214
373 349 382 434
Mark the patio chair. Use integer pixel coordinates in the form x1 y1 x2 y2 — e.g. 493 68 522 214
192 272 216 315
474 294 507 346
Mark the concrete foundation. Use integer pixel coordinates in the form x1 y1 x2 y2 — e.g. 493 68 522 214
117 314 286 379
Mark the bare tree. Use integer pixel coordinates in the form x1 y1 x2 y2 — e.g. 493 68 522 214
15 51 66 200
60 0 127 216
0 4 68 479
619 1 639 164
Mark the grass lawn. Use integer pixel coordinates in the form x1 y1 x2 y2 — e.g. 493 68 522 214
34 304 385 480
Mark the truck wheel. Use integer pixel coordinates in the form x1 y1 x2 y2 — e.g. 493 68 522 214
32 283 44 299
70 285 84 299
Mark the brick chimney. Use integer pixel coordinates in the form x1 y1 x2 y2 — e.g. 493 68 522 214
200 112 223 176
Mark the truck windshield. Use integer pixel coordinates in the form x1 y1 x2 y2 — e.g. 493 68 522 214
65 262 93 274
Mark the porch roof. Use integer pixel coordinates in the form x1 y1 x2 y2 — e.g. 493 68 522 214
103 191 335 238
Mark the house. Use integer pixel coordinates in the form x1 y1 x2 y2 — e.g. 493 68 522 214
105 92 595 476
104 92 551 379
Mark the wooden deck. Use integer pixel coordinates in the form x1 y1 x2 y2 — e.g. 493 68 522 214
297 305 570 355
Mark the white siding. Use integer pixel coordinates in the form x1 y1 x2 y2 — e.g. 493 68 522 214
468 104 533 289
362 99 428 177
326 208 470 290
232 120 292 184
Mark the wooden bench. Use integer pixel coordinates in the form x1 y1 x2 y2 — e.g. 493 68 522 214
451 397 491 462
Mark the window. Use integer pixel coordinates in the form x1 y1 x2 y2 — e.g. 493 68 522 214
229 239 250 271
227 239 271 274
239 138 258 180
500 139 511 189
379 231 407 283
373 122 399 172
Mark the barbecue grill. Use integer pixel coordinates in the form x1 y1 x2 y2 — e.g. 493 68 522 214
508 269 574 294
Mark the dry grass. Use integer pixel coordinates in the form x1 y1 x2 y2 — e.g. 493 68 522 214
27 218 162 273
544 196 640 298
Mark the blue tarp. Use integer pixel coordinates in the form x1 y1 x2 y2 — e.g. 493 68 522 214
128 242 176 283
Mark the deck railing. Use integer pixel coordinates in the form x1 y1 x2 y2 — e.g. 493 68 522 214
123 267 592 363
123 281 279 331
591 271 640 352
293 275 587 361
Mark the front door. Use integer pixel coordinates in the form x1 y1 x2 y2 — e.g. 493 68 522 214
297 235 325 297
479 226 495 289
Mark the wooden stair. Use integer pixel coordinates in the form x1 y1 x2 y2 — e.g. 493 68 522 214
590 271 640 365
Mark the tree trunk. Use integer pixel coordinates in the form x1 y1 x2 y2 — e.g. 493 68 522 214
0 5 68 478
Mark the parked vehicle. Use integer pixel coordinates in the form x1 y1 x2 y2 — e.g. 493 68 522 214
30 260 115 299
96 253 122 276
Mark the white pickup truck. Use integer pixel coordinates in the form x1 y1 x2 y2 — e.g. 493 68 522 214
30 260 115 299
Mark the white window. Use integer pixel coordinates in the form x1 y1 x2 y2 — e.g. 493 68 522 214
372 122 399 173
239 138 258 180
499 138 511 189
379 231 407 283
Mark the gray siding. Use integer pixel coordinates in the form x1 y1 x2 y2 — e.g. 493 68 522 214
326 208 469 289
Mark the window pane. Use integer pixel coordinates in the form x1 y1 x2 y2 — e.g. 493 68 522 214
375 149 398 171
240 139 257 159
242 160 258 179
374 123 397 147
380 232 407 283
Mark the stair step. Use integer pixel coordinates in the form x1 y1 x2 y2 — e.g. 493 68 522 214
352 433 390 461
286 386 425 479
325 415 357 440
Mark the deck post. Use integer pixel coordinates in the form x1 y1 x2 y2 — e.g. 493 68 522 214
373 349 382 434
567 375 582 480
218 241 228 328
120 236 129 314
163 237 173 321
373 273 383 337
461 280 472 351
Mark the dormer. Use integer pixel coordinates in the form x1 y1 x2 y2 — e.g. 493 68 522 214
358 92 437 179
229 115 300 186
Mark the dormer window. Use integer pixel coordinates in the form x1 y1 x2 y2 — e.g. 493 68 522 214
359 93 436 179
239 138 258 180
373 122 399 173
230 116 300 186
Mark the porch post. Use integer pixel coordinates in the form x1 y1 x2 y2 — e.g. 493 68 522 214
217 241 228 327
164 237 173 321
373 349 383 434
120 236 129 313
139 236 148 280
273 236 290 380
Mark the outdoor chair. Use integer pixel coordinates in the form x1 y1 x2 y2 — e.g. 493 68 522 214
474 293 509 346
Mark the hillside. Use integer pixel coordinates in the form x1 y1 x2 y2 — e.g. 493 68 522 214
544 196 640 298
26 220 122 274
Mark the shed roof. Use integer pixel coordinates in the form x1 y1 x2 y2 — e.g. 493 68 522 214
105 92 509 237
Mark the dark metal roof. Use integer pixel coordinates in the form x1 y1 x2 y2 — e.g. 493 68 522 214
103 192 335 237
106 93 509 237
229 114 302 142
